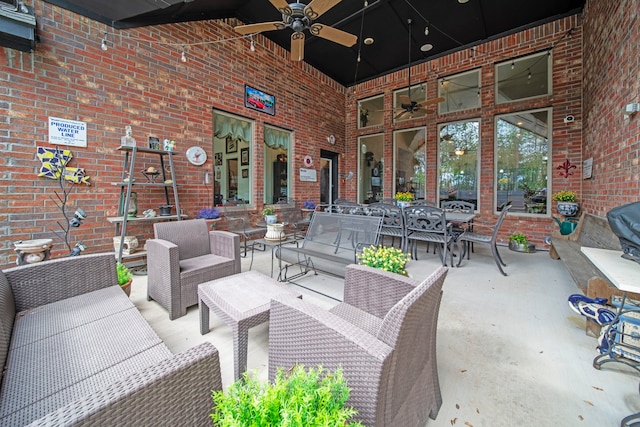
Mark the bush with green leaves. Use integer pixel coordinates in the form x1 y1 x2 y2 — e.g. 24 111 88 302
508 233 528 245
116 262 132 286
357 245 410 276
211 365 363 427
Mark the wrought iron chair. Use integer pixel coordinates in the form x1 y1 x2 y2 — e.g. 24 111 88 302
222 202 266 257
456 204 513 275
368 202 405 249
403 205 454 266
442 200 475 252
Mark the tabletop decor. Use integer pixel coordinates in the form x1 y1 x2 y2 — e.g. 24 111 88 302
262 206 277 224
358 245 411 276
552 190 579 216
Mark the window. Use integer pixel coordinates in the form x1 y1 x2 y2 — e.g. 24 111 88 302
393 84 427 122
496 52 551 103
212 112 253 205
394 127 426 198
495 108 550 214
358 94 384 128
438 121 479 208
438 69 481 114
263 126 292 204
358 133 384 203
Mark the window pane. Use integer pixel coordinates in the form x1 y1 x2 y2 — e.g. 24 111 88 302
264 126 291 204
358 133 384 203
495 109 550 214
393 84 427 122
213 112 253 205
358 95 384 129
438 121 479 208
496 52 550 103
438 69 481 114
394 127 426 199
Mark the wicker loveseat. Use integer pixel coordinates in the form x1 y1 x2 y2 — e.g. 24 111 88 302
0 253 221 426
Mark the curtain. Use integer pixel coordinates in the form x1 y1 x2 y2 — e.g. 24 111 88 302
264 127 290 150
214 114 251 143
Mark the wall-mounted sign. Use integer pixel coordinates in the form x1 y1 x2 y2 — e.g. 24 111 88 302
244 85 275 116
583 157 593 179
299 168 317 182
48 117 87 147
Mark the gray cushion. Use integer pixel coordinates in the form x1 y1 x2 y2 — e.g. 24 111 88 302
154 219 211 260
0 272 15 383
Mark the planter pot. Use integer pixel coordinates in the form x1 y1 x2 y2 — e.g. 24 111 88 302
396 201 411 209
265 223 285 241
508 241 536 253
120 278 133 297
301 208 314 220
556 202 579 217
264 214 278 225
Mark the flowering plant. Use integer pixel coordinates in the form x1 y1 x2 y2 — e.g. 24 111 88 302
551 190 577 202
394 191 414 202
358 245 411 276
303 200 317 210
196 207 220 219
262 206 275 216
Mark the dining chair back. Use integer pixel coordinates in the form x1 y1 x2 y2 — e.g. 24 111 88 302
368 202 404 249
403 205 453 266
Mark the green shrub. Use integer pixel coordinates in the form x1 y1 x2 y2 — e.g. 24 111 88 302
211 365 363 427
508 233 528 245
116 262 132 286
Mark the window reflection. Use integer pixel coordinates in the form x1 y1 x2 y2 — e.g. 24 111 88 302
264 126 291 204
212 112 253 205
438 69 481 114
358 134 384 203
394 128 426 199
496 52 551 103
438 121 479 209
495 109 550 214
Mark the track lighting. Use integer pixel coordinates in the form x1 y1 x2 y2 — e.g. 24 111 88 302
101 31 108 51
180 45 187 62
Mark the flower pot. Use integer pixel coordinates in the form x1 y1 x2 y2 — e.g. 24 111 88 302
120 278 133 297
556 202 579 216
264 214 278 225
396 201 410 209
265 223 285 241
508 241 536 253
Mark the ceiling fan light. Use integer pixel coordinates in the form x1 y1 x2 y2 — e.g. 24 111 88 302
458 0 469 3
364 37 374 45
420 43 433 52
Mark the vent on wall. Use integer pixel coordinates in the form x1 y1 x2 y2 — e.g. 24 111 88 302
0 3 36 52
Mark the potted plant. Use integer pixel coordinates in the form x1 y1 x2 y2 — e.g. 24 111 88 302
358 245 411 276
508 233 535 253
551 190 579 216
302 200 316 220
196 207 220 220
394 191 414 209
262 206 277 224
116 261 133 296
211 365 363 426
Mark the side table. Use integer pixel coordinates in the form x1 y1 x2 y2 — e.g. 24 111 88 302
198 271 302 380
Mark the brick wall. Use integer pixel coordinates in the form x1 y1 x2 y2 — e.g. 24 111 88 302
582 0 640 217
0 1 347 267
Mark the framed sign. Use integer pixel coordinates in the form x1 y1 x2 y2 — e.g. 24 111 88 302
241 147 249 165
226 136 237 154
244 85 275 116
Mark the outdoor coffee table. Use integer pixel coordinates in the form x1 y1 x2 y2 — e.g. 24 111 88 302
198 270 302 380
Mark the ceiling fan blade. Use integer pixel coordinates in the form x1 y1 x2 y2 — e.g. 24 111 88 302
291 32 305 61
399 95 411 105
234 22 283 35
310 23 357 47
304 0 341 19
394 110 409 120
418 97 445 107
269 0 292 14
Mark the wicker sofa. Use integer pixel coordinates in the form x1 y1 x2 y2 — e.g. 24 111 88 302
0 253 221 426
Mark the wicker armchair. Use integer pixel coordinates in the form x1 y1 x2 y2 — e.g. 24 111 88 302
268 264 448 426
147 219 241 320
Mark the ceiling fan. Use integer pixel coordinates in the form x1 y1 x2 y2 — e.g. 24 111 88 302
234 0 358 61
394 18 444 120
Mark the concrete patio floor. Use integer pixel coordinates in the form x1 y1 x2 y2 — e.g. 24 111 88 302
129 242 640 426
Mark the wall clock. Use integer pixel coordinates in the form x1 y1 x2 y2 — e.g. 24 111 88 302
186 146 207 166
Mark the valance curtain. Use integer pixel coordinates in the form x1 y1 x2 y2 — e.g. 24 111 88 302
214 115 251 143
264 127 290 150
